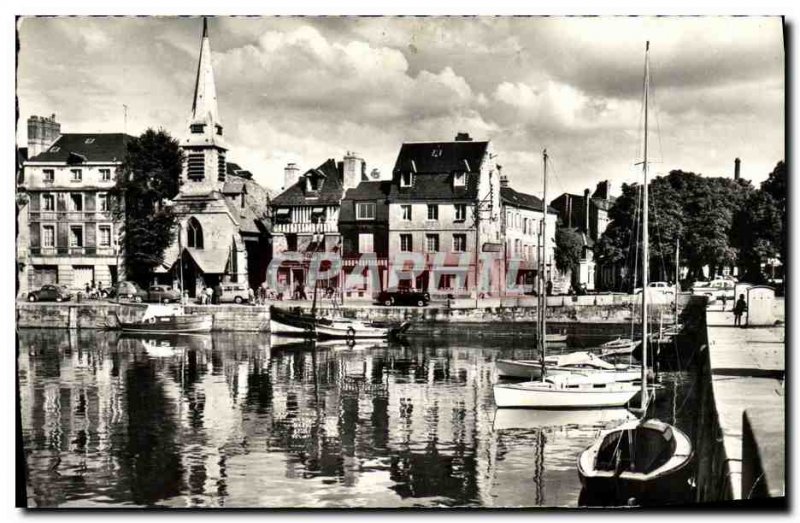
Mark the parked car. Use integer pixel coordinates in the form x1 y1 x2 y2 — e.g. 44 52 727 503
377 289 431 307
107 281 149 302
27 284 72 302
146 285 182 303
218 283 251 304
633 281 676 296
692 278 735 303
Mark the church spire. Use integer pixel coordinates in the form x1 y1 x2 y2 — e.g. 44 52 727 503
190 16 220 127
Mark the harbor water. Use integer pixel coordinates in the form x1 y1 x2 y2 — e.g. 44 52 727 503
18 329 699 508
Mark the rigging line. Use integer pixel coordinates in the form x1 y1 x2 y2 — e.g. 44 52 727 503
651 195 670 282
649 65 668 172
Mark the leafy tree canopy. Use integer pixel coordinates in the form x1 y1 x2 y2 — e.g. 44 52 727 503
111 129 183 286
554 226 584 275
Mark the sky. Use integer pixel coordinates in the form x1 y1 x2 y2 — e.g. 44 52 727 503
16 16 784 198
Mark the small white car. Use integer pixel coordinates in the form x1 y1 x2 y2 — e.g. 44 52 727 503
692 279 735 303
633 281 676 296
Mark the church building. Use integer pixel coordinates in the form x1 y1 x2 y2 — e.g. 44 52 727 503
156 18 270 296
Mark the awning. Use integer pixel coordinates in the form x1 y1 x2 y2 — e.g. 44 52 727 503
185 247 229 274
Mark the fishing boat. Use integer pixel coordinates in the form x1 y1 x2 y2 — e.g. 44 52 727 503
493 150 640 409
116 304 213 334
496 351 643 382
269 306 409 339
578 42 693 505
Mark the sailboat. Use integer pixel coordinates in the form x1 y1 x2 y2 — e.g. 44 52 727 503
493 150 640 409
577 42 693 505
496 351 643 382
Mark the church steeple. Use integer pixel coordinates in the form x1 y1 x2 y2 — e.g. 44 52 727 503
191 17 220 127
182 16 227 192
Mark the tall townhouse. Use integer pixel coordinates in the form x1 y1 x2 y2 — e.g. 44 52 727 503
386 134 504 298
500 175 559 292
19 115 132 291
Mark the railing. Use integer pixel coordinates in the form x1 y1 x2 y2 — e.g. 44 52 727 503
28 210 114 222
30 246 118 257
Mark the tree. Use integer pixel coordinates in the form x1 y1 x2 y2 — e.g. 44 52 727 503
111 129 183 286
760 161 786 264
554 226 584 279
595 170 754 286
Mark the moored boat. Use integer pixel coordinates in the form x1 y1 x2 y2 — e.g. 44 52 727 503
497 351 643 382
577 418 694 505
269 305 409 339
493 374 640 409
116 304 212 334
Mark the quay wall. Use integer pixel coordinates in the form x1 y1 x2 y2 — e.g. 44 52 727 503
16 297 679 333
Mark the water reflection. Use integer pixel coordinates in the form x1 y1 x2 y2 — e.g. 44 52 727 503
18 329 696 508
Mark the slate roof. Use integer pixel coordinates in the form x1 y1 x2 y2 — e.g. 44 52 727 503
342 180 392 200
391 141 488 174
222 180 246 195
271 159 344 206
27 133 134 163
501 186 558 214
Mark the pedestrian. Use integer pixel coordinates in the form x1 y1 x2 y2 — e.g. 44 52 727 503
720 293 727 311
546 280 553 296
205 285 213 305
733 293 747 327
248 287 255 304
213 283 222 304
259 284 267 305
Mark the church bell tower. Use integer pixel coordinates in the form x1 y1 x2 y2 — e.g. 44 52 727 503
181 17 228 194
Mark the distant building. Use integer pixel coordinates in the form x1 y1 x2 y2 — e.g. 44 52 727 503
500 176 559 293
386 134 504 298
549 180 616 291
270 153 365 294
157 18 270 295
19 114 132 292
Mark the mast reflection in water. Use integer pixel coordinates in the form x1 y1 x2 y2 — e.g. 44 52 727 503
18 330 697 508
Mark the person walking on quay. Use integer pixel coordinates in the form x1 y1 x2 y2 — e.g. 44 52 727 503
248 287 255 305
733 294 747 327
205 285 213 305
213 283 222 305
546 280 553 296
259 283 267 305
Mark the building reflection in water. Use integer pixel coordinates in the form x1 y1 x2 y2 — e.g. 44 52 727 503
18 329 694 508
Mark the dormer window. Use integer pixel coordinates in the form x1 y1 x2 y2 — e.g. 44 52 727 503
70 169 82 182
306 177 320 192
190 124 205 134
453 172 466 187
400 171 413 188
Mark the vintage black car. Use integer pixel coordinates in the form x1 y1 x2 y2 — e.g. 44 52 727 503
27 284 72 302
377 289 431 307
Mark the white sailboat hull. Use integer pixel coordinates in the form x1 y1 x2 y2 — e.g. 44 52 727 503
493 381 639 409
496 359 641 382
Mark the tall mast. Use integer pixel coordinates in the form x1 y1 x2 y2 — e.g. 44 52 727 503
540 149 548 379
640 41 650 411
674 236 680 326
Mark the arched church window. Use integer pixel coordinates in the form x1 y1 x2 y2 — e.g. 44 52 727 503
187 217 204 249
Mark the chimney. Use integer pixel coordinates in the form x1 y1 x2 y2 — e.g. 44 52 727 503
455 132 472 142
342 151 364 191
27 114 61 158
283 162 300 191
584 188 591 234
498 165 509 187
734 157 741 180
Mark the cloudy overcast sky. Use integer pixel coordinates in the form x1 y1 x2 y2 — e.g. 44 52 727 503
17 16 784 197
